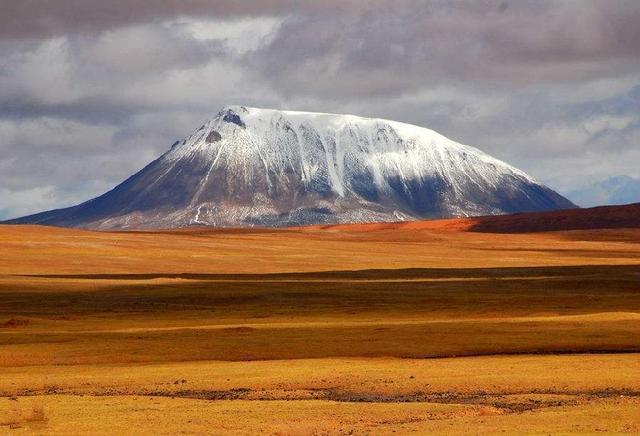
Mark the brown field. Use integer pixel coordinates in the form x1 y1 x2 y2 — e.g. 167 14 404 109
1 215 639 434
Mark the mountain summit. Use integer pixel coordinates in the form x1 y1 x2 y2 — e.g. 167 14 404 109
6 106 575 229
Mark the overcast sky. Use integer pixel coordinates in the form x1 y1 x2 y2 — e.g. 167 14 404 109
1 0 639 219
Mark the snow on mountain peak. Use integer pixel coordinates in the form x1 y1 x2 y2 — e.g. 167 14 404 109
170 106 536 196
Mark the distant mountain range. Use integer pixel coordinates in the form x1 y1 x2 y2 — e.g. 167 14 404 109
4 106 574 229
567 176 640 207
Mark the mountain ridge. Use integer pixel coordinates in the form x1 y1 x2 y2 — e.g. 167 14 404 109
567 175 640 207
4 106 575 229
305 203 639 234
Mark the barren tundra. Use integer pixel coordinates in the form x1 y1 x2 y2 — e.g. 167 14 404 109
1 205 639 433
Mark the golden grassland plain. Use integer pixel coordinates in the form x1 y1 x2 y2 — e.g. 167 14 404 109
0 223 639 434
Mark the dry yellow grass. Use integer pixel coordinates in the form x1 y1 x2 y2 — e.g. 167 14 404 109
1 395 638 434
1 224 639 275
1 356 639 434
0 223 639 433
3 355 639 398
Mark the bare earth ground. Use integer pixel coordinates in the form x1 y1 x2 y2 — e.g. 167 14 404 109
0 223 639 434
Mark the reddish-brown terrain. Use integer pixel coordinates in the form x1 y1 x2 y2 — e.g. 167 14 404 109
309 202 640 233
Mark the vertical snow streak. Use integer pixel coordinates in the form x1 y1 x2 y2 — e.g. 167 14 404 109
191 138 228 207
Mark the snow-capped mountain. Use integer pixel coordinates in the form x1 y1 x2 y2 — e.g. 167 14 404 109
5 106 575 229
567 176 640 208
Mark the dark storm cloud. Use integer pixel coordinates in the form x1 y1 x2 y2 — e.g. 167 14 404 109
0 0 372 39
0 0 287 39
1 0 640 219
250 0 640 97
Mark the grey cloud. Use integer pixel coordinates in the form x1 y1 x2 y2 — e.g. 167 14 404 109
0 0 371 40
0 0 290 39
66 25 227 76
249 0 640 97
